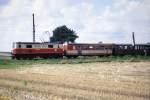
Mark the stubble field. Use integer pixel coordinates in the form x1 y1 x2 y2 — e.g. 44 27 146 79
0 62 150 100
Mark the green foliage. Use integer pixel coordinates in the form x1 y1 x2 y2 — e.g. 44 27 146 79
50 25 78 43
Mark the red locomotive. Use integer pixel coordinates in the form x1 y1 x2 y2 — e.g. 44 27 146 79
12 42 63 59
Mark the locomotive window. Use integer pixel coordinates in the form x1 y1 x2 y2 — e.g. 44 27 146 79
18 44 21 48
48 45 53 48
26 45 32 48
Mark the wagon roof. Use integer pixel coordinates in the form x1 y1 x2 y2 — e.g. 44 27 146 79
15 42 41 44
135 44 150 46
115 44 132 45
67 43 115 45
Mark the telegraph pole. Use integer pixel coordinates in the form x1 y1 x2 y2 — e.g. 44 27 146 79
33 13 35 42
132 32 135 46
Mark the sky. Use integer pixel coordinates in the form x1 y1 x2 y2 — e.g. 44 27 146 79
0 0 150 51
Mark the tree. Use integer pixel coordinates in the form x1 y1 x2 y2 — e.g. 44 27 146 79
50 25 78 43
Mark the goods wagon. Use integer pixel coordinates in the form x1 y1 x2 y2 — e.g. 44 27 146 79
112 44 134 55
113 44 150 56
134 44 150 56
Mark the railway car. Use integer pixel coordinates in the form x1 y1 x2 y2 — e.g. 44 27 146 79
112 44 134 56
134 44 150 56
112 43 150 56
63 43 114 58
12 42 63 59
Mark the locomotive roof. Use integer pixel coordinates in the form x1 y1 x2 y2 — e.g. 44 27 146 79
15 42 41 44
14 42 59 45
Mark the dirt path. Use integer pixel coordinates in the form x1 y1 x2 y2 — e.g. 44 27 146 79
0 62 150 100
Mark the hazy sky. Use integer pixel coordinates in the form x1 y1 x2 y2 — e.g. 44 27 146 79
0 0 150 51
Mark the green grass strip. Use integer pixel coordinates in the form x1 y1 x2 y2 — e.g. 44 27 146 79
0 55 150 69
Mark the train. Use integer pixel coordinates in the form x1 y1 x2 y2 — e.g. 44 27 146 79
11 42 150 60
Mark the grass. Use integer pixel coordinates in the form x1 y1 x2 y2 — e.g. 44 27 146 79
0 55 150 69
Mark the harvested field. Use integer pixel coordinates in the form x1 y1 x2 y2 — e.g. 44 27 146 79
0 62 150 100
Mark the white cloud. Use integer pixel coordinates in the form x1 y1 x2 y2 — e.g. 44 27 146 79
76 0 150 43
0 0 150 51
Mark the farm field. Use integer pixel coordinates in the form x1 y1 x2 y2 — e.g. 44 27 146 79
0 62 150 100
